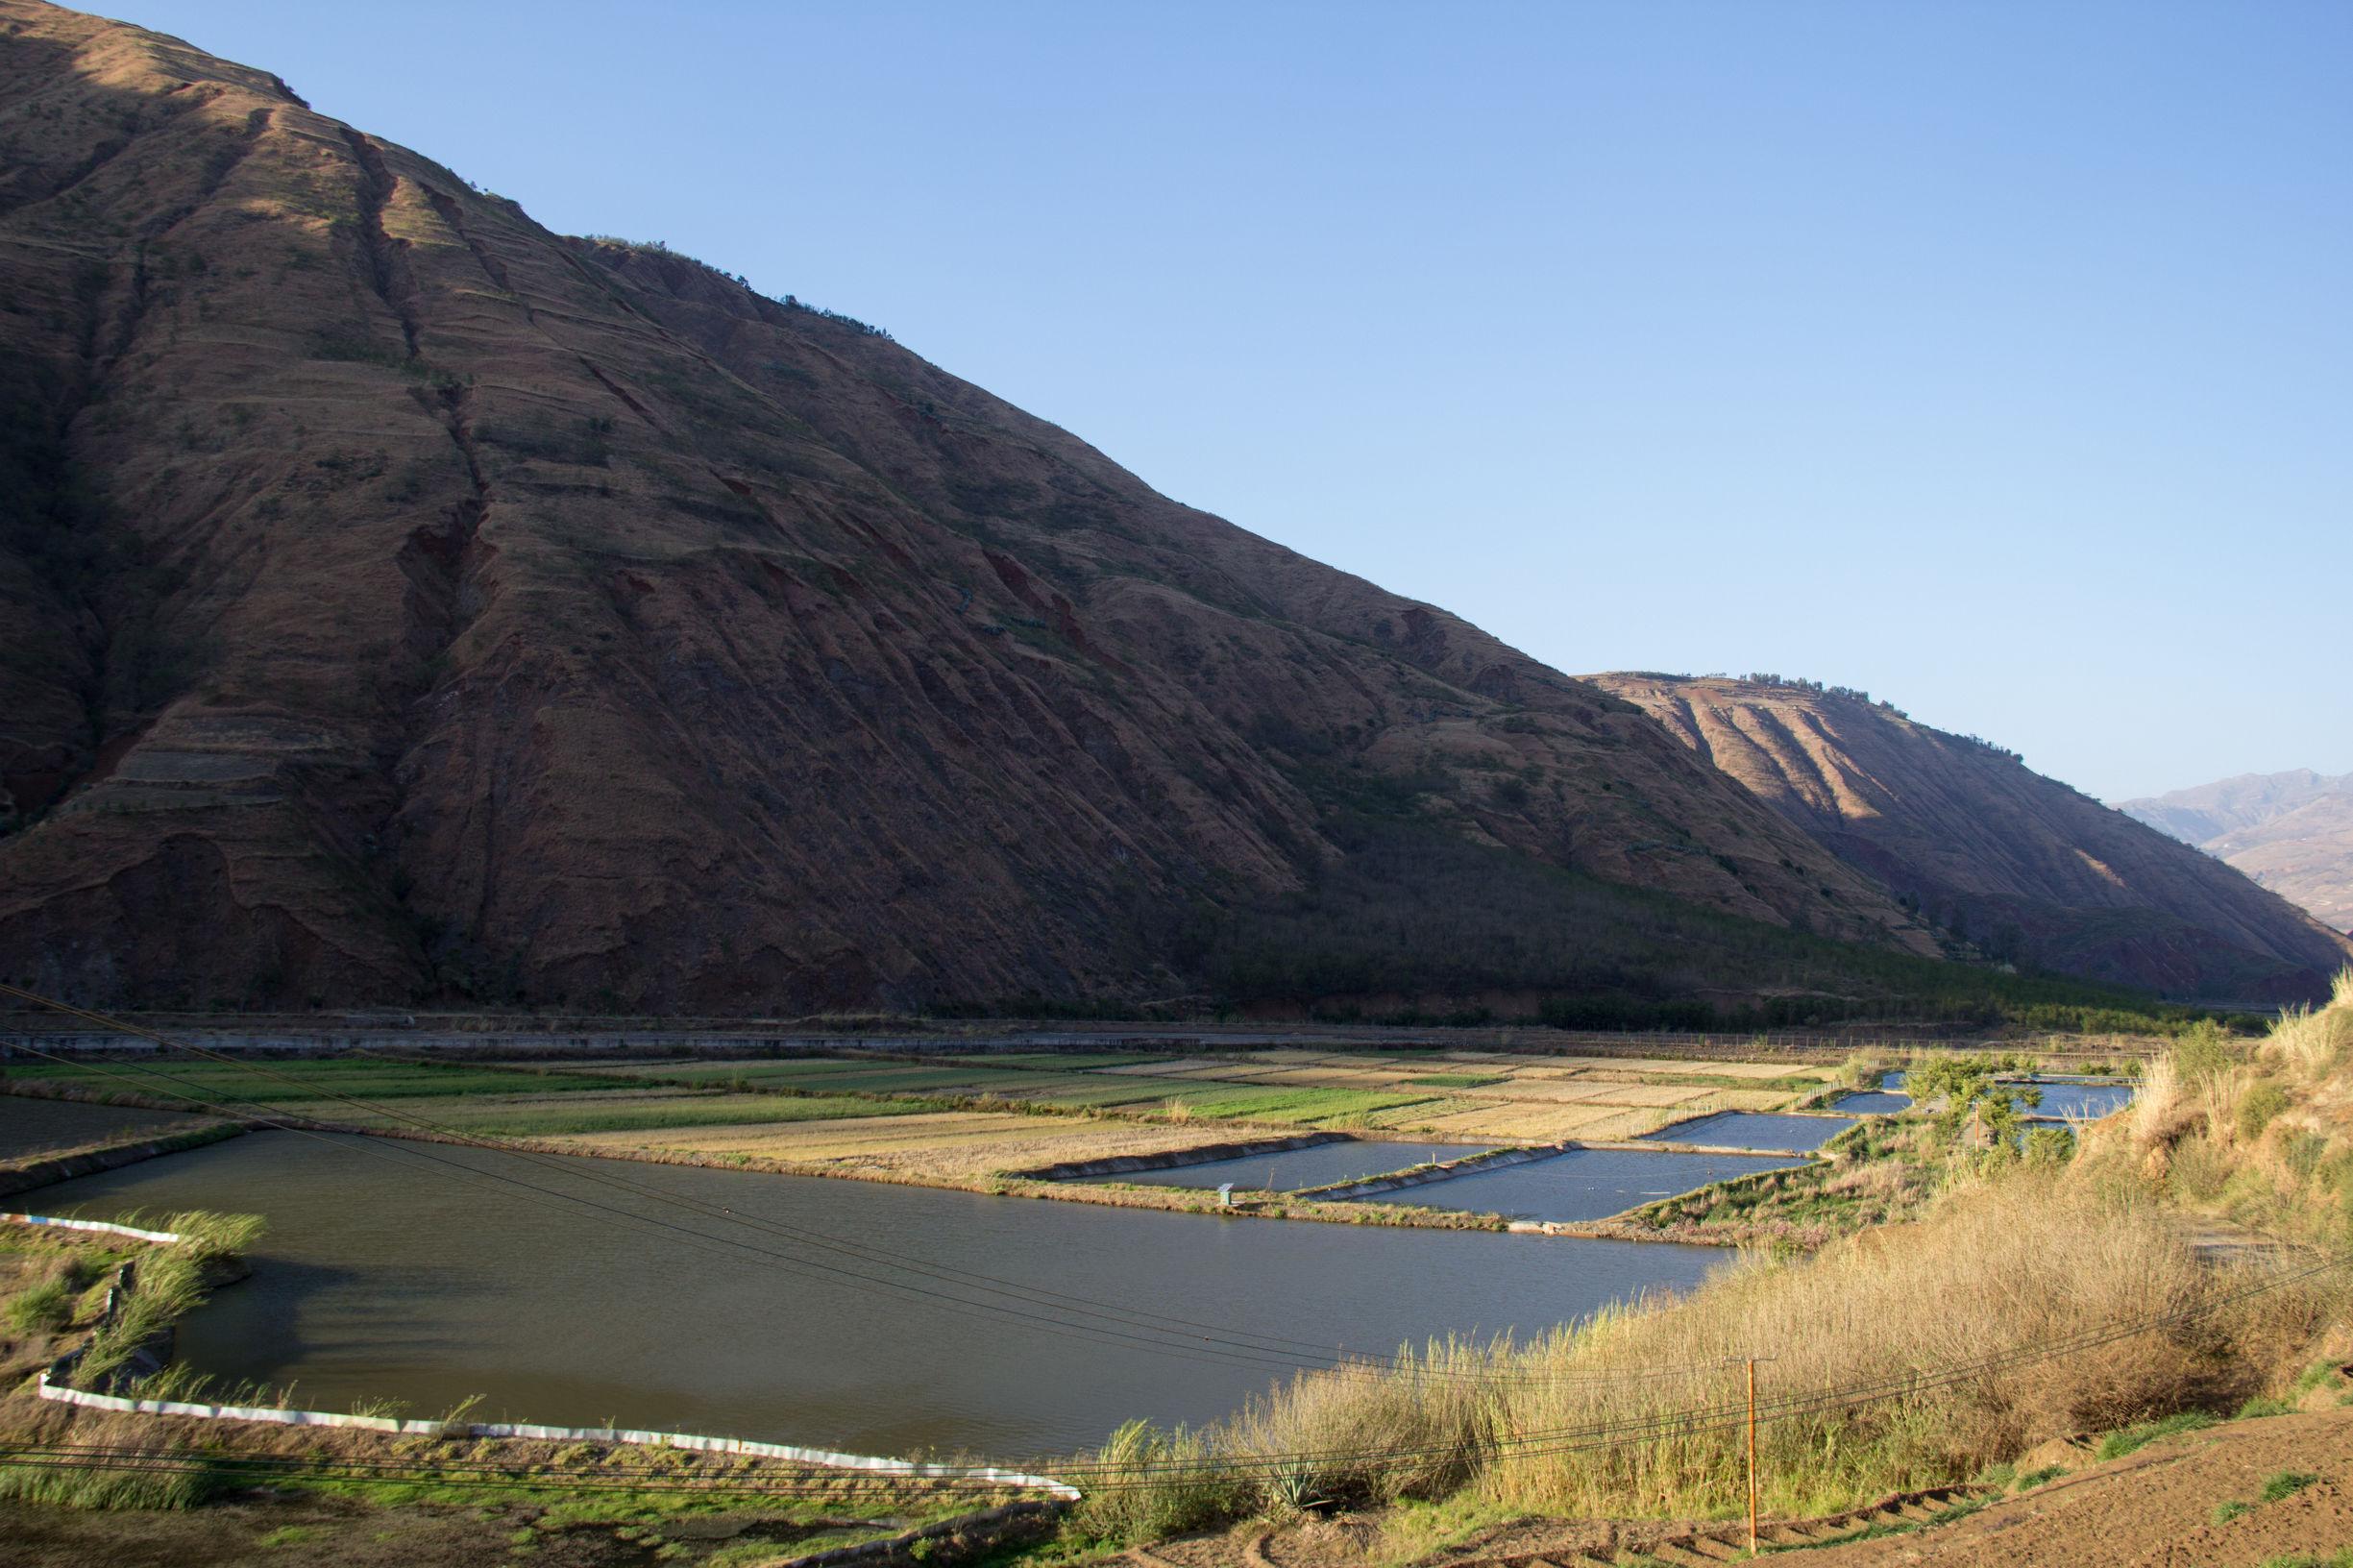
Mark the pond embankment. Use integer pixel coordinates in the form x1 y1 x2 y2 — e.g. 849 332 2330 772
0 1090 253 1198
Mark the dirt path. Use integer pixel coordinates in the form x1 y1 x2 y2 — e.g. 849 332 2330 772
1794 1406 2353 1566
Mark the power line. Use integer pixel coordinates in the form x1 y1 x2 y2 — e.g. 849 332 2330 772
0 983 1731 1386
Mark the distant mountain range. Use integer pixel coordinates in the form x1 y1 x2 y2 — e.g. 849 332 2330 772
0 0 2341 1017
2120 772 2353 937
1591 677 2353 1002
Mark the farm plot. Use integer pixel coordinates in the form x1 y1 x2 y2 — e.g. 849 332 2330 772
5 1058 634 1105
555 1110 1233 1182
278 1090 920 1139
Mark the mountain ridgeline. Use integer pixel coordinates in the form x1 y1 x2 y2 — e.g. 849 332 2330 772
0 1 2330 1020
1590 676 2353 1003
2121 772 2353 938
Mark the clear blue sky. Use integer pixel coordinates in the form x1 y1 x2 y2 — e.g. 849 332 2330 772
110 1 2350 800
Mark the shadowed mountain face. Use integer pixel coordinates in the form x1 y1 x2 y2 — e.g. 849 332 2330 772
1589 676 2353 1003
2121 773 2353 937
0 2 1946 1014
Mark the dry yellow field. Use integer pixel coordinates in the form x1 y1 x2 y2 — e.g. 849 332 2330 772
465 1041 1835 1180
553 1111 1240 1182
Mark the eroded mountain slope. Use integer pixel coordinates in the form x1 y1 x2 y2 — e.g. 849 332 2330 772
2121 772 2353 935
0 1 1934 1012
1591 675 2353 1001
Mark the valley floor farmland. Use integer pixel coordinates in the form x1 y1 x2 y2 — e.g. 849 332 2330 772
2 1018 2229 1568
4 1040 1894 1228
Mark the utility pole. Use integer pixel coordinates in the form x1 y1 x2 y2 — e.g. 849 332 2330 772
1746 1357 1759 1557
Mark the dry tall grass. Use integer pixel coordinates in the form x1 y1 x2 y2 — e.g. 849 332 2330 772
1072 1161 2342 1540
2109 970 2353 1238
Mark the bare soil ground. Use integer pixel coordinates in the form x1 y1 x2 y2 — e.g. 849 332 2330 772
1800 1406 2353 1567
1122 1407 2353 1568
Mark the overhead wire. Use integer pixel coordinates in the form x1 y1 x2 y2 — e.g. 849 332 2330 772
0 983 1736 1386
11 982 2341 1490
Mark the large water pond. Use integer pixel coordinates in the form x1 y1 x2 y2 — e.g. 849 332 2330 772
1639 1112 1855 1152
1101 1139 1483 1191
0 1096 217 1160
31 1133 1725 1459
1831 1090 1911 1115
1352 1148 1802 1224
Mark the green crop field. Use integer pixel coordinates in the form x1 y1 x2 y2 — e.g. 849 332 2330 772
299 1092 925 1138
1136 1086 1444 1125
946 1052 1149 1070
6 1059 631 1105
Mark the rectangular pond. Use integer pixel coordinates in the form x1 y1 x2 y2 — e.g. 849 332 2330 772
2021 1080 2136 1119
1880 1072 2134 1120
0 1096 218 1160
1830 1090 1912 1114
28 1132 1726 1460
1639 1112 1855 1152
1353 1147 1803 1224
1097 1139 1486 1192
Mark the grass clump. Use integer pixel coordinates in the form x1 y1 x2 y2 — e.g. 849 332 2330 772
53 1210 262 1390
5 1254 93 1334
0 1455 226 1509
2093 1409 2216 1461
2259 1469 2319 1503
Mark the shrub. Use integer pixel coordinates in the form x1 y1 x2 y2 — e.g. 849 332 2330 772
2237 1081 2291 1143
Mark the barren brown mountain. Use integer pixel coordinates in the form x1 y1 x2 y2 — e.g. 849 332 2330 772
1590 674 2353 1002
0 2 1969 1015
2121 772 2353 936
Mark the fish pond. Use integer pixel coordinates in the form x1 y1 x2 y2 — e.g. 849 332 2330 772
1880 1072 2134 1120
30 1132 1726 1459
1097 1139 1484 1191
1639 1112 1855 1152
1352 1147 1803 1224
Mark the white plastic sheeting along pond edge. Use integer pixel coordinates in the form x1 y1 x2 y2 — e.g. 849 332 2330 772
2 1212 185 1244
11 1212 1079 1500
